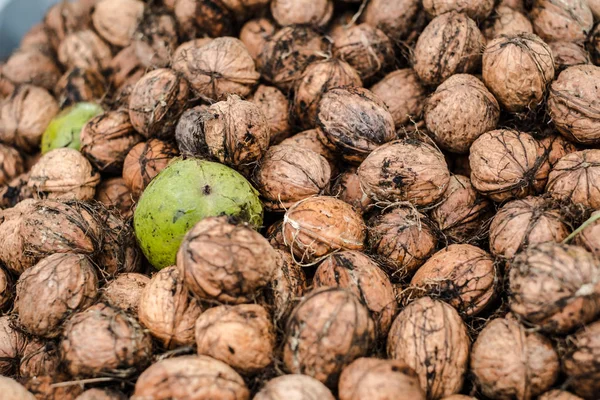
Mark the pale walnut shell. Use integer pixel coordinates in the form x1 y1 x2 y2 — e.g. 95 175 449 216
60 303 153 377
271 0 333 28
132 355 249 400
387 296 470 399
538 134 577 169
357 139 450 206
548 42 590 72
75 388 127 400
0 377 35 400
0 316 27 375
471 318 559 400
0 85 59 153
240 18 276 61
413 12 485 87
283 288 375 388
482 33 554 112
138 266 203 348
251 85 291 144
55 67 107 108
2 49 61 91
102 273 149 315
576 210 600 258
92 0 144 47
538 390 584 400
425 74 500 154
95 177 135 219
19 339 60 378
122 139 178 198
509 242 600 333
265 250 308 324
58 30 113 71
547 65 600 145
0 144 24 186
254 374 335 400
279 129 337 168
195 304 275 374
338 358 425 400
545 149 600 209
28 148 100 201
282 196 366 264
423 0 494 20
360 0 421 41
329 167 373 215
15 253 98 338
177 216 278 303
482 6 533 39
489 196 570 259
409 244 497 316
469 130 550 202
531 0 593 43
132 11 178 69
562 320 600 399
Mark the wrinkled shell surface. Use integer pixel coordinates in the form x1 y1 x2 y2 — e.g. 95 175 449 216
254 374 335 400
174 105 210 157
531 0 593 43
0 268 11 309
2 49 61 91
252 85 291 144
102 273 149 315
0 316 27 375
545 150 600 209
265 250 308 323
538 133 578 169
240 18 276 61
280 129 337 167
271 0 333 28
538 390 584 400
562 320 600 399
483 6 533 39
95 177 135 219
423 0 494 20
76 388 127 400
133 11 178 69
122 139 178 197
19 339 60 378
55 67 107 108
576 210 600 258
0 144 23 186
92 0 144 47
58 30 113 71
330 168 372 215
361 0 421 41
549 42 590 72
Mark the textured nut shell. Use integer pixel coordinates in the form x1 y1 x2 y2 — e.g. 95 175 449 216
483 6 533 39
562 320 600 399
92 0 144 47
56 67 107 107
44 0 92 50
15 253 97 338
545 150 600 209
138 266 202 348
240 18 276 61
58 30 113 71
509 242 600 333
330 168 372 215
174 0 233 39
95 178 134 219
538 134 577 169
283 288 375 388
254 374 334 400
20 23 52 53
122 139 178 197
172 38 214 67
469 130 549 202
548 42 590 71
25 375 83 400
271 0 333 28
413 12 485 86
547 65 600 144
538 390 584 400
195 304 275 373
102 273 148 315
96 209 139 273
2 49 61 90
357 139 450 206
0 316 27 375
174 105 211 157
133 11 178 69
282 196 366 264
338 358 425 400
361 0 421 41
132 355 249 400
266 250 308 323
177 217 278 303
423 0 494 19
76 388 127 400
0 144 24 186
482 33 554 112
387 297 470 399
108 46 143 90
280 129 337 165
28 148 100 201
489 196 570 259
252 85 291 144
0 377 35 400
61 303 152 377
471 318 559 400
314 251 397 336
0 268 11 309
576 210 600 258
531 0 593 43
19 339 60 378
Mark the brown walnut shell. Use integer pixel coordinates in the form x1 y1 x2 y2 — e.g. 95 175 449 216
329 167 372 215
55 67 107 108
122 139 178 198
96 209 141 275
0 316 27 375
549 42 590 72
545 149 600 209
538 390 584 400
58 30 113 72
20 23 52 54
576 210 600 258
590 24 600 65
2 49 61 91
0 377 35 400
482 6 533 39
265 250 308 324
19 339 60 378
240 18 276 61
0 268 11 309
25 374 84 400
251 85 291 144
44 0 92 50
132 10 178 69
174 105 211 157
0 144 24 186
92 0 144 47
423 0 494 20
75 388 127 400
108 46 144 90
562 320 600 399
254 374 335 400
174 0 234 39
271 0 333 28
279 128 337 169
538 134 577 169
95 177 135 219
360 0 421 42
531 0 593 43
102 273 149 315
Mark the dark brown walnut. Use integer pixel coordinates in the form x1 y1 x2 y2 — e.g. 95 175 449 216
450 154 473 177
471 317 559 400
255 145 331 211
128 68 189 139
317 87 395 164
538 390 584 400
314 251 397 337
92 0 145 47
0 85 59 152
251 85 291 144
469 130 550 202
545 150 600 209
1 49 61 91
549 42 590 72
283 288 375 388
280 128 337 169
563 320 600 399
489 196 570 259
258 26 327 92
425 74 500 154
271 0 333 27
409 244 497 316
330 167 372 215
58 30 113 72
108 46 144 90
0 268 11 309
387 296 470 399
548 65 600 145
0 377 36 400
282 196 366 264
357 139 450 206
28 148 101 201
0 143 24 186
95 177 135 219
423 0 494 20
590 24 600 65
482 33 554 112
174 105 211 156
531 0 593 43
265 250 308 324
240 18 276 61
80 110 143 173
132 10 178 69
538 134 577 169
254 374 335 400
369 69 426 130
203 95 270 171
338 358 425 400
509 242 600 333
122 139 178 198
75 388 128 400
138 266 202 348
174 0 234 39
60 303 152 377
576 210 600 258
19 339 60 378
195 304 275 373
413 12 484 87
96 209 142 275
55 67 107 108
294 59 362 130
482 6 533 39
20 23 52 54
132 355 250 400
25 375 84 400
430 175 491 243
331 24 394 82
102 273 149 315
173 37 260 101
368 206 438 280
172 38 214 67
0 316 27 375
177 216 278 303
360 0 421 42
44 0 92 50
15 253 97 338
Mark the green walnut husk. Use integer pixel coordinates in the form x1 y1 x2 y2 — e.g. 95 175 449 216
41 102 103 153
134 158 263 269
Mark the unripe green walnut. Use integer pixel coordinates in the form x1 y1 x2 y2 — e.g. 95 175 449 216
41 102 103 153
